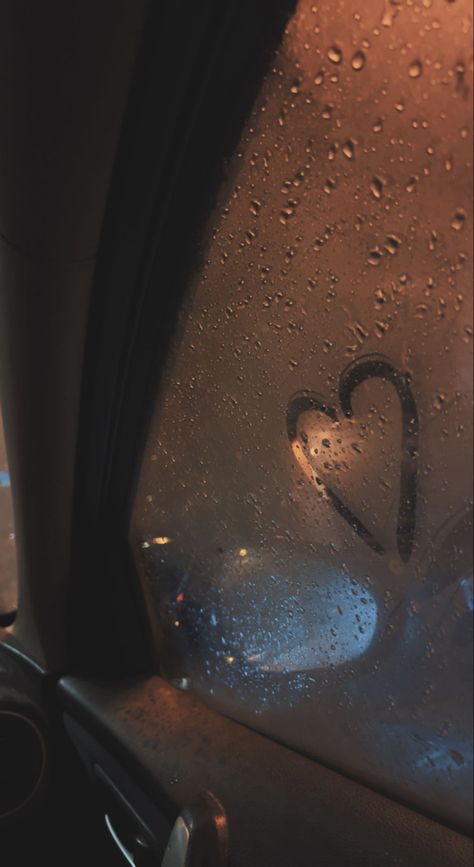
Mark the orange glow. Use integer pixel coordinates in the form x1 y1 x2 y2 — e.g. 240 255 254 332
152 536 172 545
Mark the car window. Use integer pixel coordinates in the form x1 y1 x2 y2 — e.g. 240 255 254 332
0 409 17 618
131 0 473 831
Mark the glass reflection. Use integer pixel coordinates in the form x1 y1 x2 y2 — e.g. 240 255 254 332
140 505 472 829
152 548 378 675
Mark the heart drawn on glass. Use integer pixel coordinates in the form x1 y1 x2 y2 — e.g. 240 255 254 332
287 355 419 562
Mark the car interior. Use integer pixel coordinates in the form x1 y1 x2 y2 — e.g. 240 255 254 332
0 1 472 865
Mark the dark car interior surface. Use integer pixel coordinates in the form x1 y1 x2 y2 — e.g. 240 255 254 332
0 1 472 865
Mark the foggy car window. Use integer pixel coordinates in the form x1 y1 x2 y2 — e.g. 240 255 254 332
131 0 473 831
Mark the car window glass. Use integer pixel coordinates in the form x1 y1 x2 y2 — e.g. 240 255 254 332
131 0 473 831
0 409 17 617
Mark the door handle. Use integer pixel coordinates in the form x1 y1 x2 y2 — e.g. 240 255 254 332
160 816 190 867
105 792 227 867
161 793 228 867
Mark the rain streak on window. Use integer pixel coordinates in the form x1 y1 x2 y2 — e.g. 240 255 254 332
132 0 473 832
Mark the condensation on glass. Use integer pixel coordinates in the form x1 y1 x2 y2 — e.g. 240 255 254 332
0 409 17 615
131 0 473 831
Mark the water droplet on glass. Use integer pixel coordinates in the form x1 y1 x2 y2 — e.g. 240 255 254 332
449 750 465 767
292 170 304 187
372 118 384 133
368 248 383 266
374 320 389 337
370 176 384 199
408 60 423 79
322 104 333 120
323 177 337 194
428 229 438 251
314 69 325 86
351 51 366 71
328 45 343 64
250 198 262 216
381 6 396 27
280 199 299 224
342 139 356 159
384 234 401 255
450 209 466 231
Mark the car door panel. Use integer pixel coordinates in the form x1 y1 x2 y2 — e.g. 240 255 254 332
59 675 473 867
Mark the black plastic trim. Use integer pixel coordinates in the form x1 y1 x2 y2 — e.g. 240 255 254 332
67 0 295 674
